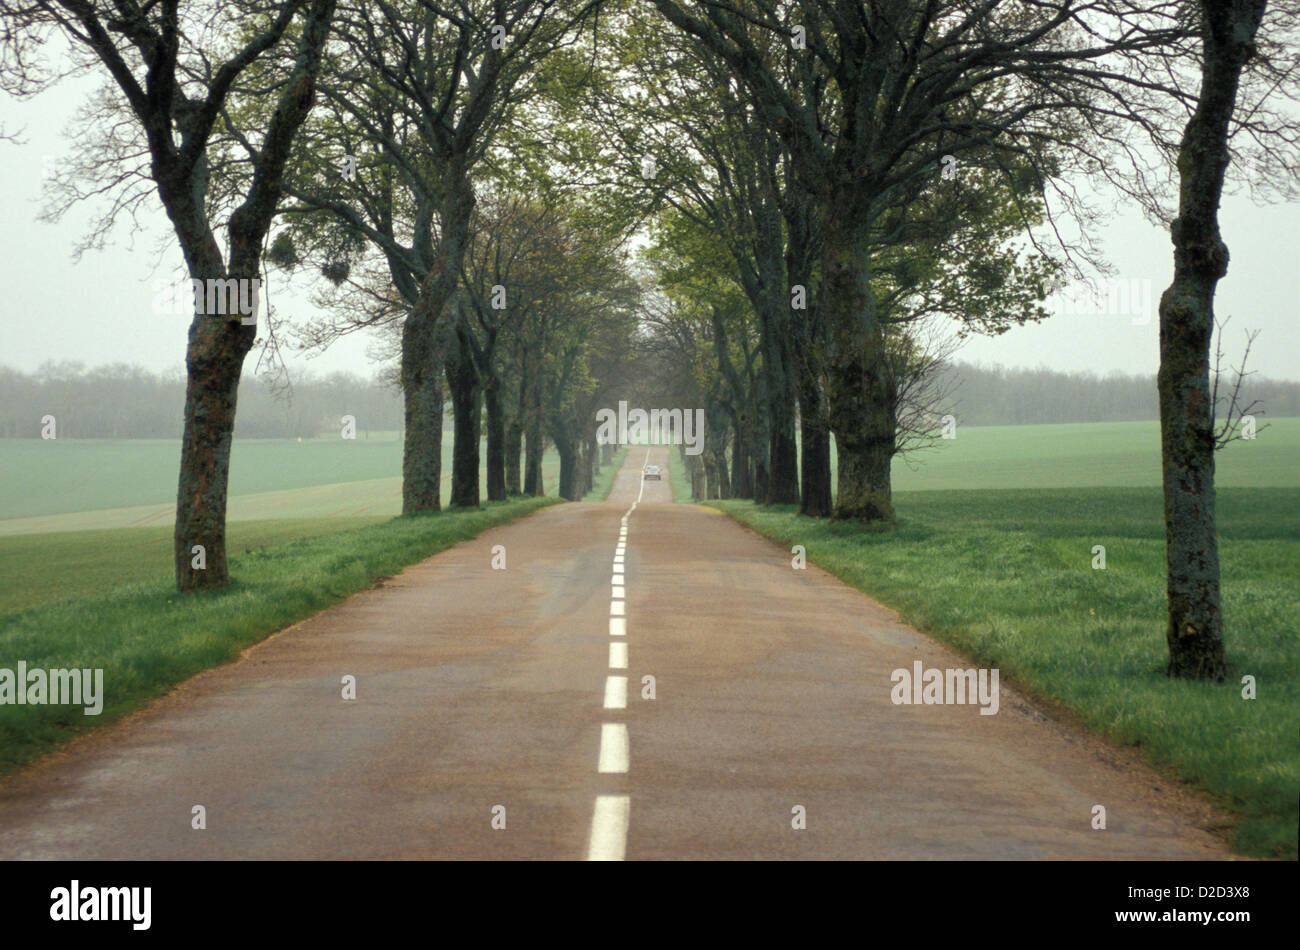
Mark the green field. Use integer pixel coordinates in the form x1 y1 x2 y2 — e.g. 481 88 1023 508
699 420 1300 858
0 432 588 613
884 417 1299 491
0 432 564 529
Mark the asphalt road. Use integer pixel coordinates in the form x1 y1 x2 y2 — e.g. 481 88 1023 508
0 446 1233 859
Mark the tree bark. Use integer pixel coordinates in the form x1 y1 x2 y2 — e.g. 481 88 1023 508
524 382 544 496
506 369 525 494
553 426 577 500
705 402 731 500
750 402 771 504
1158 0 1264 680
173 314 257 591
505 418 523 494
484 372 506 501
169 0 337 590
823 211 895 522
447 323 481 509
798 372 833 518
582 438 595 497
785 197 832 518
731 423 752 499
760 311 801 504
400 301 443 514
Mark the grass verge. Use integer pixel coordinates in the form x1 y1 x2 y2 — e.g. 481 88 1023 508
583 447 628 502
0 518 388 615
707 487 1299 859
669 447 693 503
0 496 559 775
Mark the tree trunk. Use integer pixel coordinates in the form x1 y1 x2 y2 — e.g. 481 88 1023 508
173 314 257 591
1157 0 1263 680
553 427 578 500
399 303 443 515
447 326 481 509
484 374 506 502
582 439 595 497
731 424 752 499
524 390 544 497
784 179 830 518
822 212 895 522
505 418 523 494
398 153 477 515
751 426 770 503
506 367 525 494
707 454 722 499
711 442 730 499
798 371 833 518
690 453 705 500
167 0 337 591
760 314 801 504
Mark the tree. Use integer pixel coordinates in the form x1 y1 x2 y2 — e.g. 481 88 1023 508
1157 0 1268 680
649 0 1183 522
276 0 596 513
1 0 339 590
579 14 804 505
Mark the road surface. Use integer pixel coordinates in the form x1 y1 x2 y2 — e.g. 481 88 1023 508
0 446 1233 859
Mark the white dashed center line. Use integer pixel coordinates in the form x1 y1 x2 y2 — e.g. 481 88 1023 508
597 723 629 773
587 795 630 861
609 642 628 669
603 675 628 710
586 448 652 861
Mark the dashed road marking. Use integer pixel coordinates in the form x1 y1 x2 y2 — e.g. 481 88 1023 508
603 675 628 710
597 723 629 774
586 447 652 860
587 795 630 861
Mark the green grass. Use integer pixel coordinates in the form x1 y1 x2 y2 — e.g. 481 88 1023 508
583 447 628 502
679 419 1299 506
0 518 388 615
0 496 560 775
0 433 565 530
668 447 693 503
0 436 404 519
708 486 1300 859
0 432 566 612
873 417 1300 491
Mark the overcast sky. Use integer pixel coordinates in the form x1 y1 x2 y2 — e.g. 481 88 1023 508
2 76 1297 384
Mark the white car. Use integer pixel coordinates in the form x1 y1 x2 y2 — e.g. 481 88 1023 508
643 465 662 480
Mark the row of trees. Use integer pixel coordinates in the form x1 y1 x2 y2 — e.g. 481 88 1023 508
2 0 645 593
4 0 1297 680
944 362 1299 427
594 0 1298 681
12 356 1290 439
0 364 406 438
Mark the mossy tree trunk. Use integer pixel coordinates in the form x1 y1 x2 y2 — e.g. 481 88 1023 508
447 321 482 509
822 206 895 523
1158 0 1265 680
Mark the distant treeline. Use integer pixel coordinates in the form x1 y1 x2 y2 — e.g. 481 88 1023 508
0 361 1296 438
0 363 406 439
938 362 1300 426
